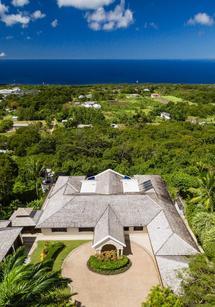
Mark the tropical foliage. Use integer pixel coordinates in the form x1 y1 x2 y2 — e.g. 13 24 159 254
0 247 71 307
142 286 183 307
181 254 215 306
189 171 215 213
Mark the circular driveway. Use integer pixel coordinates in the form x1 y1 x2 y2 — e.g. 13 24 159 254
62 241 160 307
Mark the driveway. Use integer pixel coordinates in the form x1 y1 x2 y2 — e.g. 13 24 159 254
62 241 160 307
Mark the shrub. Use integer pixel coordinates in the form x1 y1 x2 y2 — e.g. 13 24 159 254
87 253 131 275
202 227 215 258
181 254 215 306
142 286 183 307
44 242 65 262
191 212 215 240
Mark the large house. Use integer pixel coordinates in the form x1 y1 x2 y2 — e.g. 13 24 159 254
3 169 199 292
35 169 199 290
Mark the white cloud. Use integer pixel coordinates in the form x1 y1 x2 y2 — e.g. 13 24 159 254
187 12 214 26
31 10 46 20
0 52 6 57
57 0 114 10
12 0 29 7
51 18 58 28
144 22 158 30
1 13 30 26
0 2 8 15
86 0 133 31
0 5 45 27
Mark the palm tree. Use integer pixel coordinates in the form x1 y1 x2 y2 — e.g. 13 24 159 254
189 170 215 213
26 158 43 198
0 247 71 307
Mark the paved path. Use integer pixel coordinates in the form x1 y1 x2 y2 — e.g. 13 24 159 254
62 242 160 307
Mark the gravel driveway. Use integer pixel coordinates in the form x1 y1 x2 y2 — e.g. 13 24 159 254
62 241 160 307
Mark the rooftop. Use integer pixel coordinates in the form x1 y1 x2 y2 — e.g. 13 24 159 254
37 169 199 256
0 227 22 262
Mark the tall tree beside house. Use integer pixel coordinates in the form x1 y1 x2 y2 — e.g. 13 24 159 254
0 154 18 205
181 254 215 306
25 157 44 198
189 170 215 213
0 247 72 307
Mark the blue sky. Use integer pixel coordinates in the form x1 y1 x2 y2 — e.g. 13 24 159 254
0 0 215 59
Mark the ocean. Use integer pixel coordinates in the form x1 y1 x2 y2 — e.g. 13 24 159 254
0 59 215 85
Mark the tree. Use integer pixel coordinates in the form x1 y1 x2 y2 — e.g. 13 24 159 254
202 227 215 258
191 212 215 242
142 286 183 307
25 157 44 197
189 170 215 213
0 247 71 307
0 154 18 205
181 254 215 306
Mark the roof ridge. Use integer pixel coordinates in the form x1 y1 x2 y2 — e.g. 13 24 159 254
37 195 77 227
95 169 124 178
48 182 67 199
94 204 109 226
108 204 123 227
156 233 199 255
64 181 79 193
155 232 174 255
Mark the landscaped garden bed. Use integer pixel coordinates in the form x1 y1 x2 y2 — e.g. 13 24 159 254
87 251 131 275
31 240 89 271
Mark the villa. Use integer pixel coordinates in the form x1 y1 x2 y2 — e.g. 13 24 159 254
160 112 171 120
151 93 161 98
1 169 199 293
36 169 199 291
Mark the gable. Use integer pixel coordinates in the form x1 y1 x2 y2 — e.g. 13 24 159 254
156 233 199 256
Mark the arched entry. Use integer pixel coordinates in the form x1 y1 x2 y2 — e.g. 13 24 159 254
101 244 117 252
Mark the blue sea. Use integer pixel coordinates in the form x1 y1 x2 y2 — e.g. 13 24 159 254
0 59 215 85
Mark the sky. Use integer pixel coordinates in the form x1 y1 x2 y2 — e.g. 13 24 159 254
0 0 215 59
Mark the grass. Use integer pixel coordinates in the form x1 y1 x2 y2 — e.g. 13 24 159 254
162 95 183 103
31 240 89 271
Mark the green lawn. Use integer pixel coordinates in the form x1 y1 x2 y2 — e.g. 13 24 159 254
31 240 89 271
162 95 183 103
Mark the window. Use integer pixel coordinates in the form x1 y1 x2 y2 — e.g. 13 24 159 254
79 227 94 232
51 228 67 232
134 226 143 231
124 227 129 231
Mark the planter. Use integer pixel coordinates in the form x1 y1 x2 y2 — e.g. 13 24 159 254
87 255 132 275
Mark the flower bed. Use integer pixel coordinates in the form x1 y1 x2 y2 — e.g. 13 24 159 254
87 252 131 275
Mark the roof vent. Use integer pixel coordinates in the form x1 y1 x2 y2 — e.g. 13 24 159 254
123 175 131 180
142 180 153 192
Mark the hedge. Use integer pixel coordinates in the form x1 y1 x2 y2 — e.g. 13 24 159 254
87 255 131 275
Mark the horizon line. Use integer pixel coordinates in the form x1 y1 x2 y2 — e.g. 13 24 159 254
1 58 215 61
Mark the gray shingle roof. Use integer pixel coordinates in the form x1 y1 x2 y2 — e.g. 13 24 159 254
135 175 198 250
0 227 22 261
37 170 199 256
95 169 124 194
10 208 42 227
37 194 161 228
0 220 10 228
93 206 125 248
